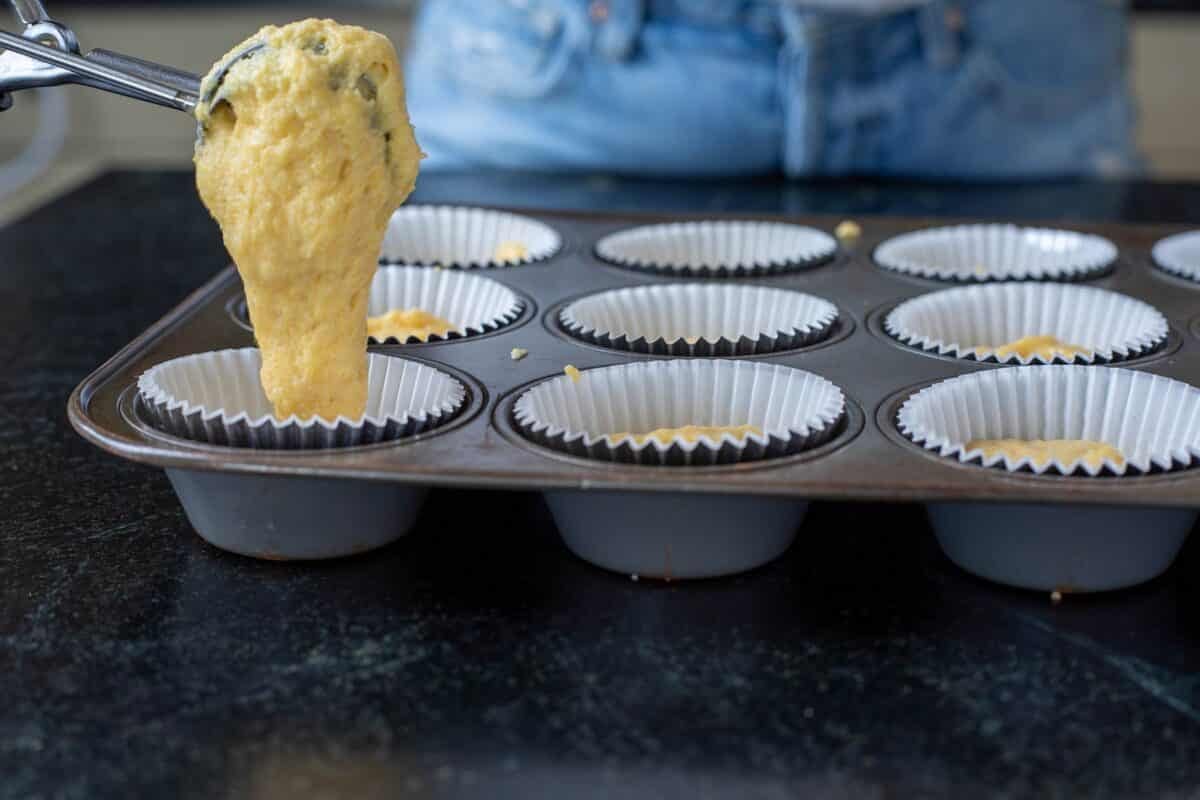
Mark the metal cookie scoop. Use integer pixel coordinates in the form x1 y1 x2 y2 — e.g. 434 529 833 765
0 0 266 118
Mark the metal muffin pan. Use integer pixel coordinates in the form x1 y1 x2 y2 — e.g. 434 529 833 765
67 209 1200 586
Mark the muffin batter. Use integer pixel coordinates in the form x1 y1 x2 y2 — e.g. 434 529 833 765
612 425 764 445
194 19 421 420
982 335 1091 361
966 438 1125 469
493 241 528 263
367 308 456 341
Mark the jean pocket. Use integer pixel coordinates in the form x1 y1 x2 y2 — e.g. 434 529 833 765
417 0 587 99
960 0 1127 121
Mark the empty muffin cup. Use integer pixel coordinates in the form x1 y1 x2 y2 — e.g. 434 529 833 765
885 283 1169 364
875 224 1117 282
559 283 839 356
513 360 847 579
368 266 524 344
379 205 562 268
138 348 466 449
594 220 838 278
1152 230 1200 283
898 366 1200 591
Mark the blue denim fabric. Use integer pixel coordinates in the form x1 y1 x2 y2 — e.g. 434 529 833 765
405 0 1138 179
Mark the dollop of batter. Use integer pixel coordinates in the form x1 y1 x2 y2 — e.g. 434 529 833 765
367 308 456 341
194 19 421 420
611 425 764 445
967 438 1125 469
564 365 581 383
981 335 1091 361
493 241 528 263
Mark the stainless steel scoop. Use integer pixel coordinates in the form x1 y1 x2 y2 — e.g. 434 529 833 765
0 0 263 115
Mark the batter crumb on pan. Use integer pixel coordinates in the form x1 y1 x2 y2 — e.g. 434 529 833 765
510 347 528 361
564 364 581 383
835 220 861 242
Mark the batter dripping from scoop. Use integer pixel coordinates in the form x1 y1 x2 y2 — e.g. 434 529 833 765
194 19 421 420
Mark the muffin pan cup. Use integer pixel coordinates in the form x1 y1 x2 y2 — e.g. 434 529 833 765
380 205 562 268
511 359 845 576
898 365 1200 590
884 283 1169 365
558 283 839 357
138 348 467 449
595 220 838 278
69 209 1200 585
367 266 525 344
874 223 1118 282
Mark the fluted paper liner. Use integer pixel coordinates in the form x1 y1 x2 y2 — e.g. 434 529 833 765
1152 230 1200 283
513 360 846 466
138 348 466 449
898 366 1200 476
875 224 1117 282
559 283 838 356
594 221 837 278
380 205 562 268
885 283 1168 364
369 267 523 343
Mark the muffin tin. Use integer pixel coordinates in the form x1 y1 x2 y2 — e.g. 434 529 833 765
68 208 1200 587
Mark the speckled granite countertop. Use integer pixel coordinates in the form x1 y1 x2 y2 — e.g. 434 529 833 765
5 171 1200 800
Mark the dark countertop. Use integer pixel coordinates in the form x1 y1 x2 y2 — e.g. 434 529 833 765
5 170 1200 799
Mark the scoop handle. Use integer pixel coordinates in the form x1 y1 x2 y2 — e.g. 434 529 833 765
0 30 199 110
86 49 200 97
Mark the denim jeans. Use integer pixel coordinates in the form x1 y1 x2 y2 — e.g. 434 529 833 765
405 0 1138 179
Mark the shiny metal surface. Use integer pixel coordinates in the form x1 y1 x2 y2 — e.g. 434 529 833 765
0 29 199 109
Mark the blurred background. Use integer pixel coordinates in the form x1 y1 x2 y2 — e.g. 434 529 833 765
0 1 1197 223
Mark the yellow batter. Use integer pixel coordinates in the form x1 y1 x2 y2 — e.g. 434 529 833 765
493 241 528 263
612 425 764 445
564 365 581 383
367 308 456 341
194 19 421 420
967 439 1125 469
981 335 1091 361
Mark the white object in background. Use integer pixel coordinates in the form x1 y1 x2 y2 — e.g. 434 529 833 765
0 85 68 199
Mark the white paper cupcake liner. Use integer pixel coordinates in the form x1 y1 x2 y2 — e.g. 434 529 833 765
559 283 839 356
885 283 1169 365
379 205 562 268
594 221 838 278
898 366 1200 476
368 267 523 343
513 360 846 466
875 224 1117 282
137 348 466 449
1151 230 1200 282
